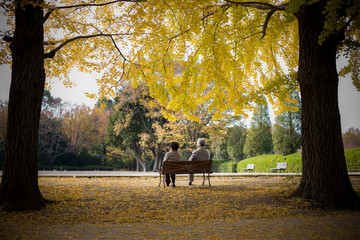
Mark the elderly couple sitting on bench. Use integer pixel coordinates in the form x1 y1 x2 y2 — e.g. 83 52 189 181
163 138 210 187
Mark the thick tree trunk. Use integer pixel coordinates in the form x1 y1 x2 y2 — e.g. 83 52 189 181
0 1 47 211
293 2 360 209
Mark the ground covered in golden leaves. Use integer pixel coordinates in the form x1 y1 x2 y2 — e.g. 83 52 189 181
1 176 360 239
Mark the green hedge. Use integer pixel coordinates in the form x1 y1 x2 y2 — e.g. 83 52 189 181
212 160 228 172
345 147 360 170
235 148 360 173
236 154 302 173
219 161 239 173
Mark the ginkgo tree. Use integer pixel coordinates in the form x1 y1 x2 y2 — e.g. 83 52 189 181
1 0 359 211
0 0 146 211
121 0 360 209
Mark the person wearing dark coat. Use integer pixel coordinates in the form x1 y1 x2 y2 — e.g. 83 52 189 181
163 142 181 187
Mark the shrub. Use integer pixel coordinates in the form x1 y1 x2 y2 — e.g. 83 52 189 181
345 147 360 170
236 149 360 173
236 153 302 173
219 161 238 173
212 160 227 172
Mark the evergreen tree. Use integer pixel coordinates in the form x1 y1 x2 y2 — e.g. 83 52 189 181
244 103 273 157
273 92 301 155
227 123 247 161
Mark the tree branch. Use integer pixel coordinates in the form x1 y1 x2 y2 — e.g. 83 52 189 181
260 9 275 39
42 0 146 27
336 10 359 40
225 1 288 40
44 33 134 59
201 3 231 21
55 0 146 10
168 29 190 42
163 0 184 32
42 8 55 24
2 35 12 43
225 1 288 11
109 35 128 62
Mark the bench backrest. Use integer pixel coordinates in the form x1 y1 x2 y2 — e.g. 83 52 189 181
247 164 255 170
161 160 213 174
277 162 287 169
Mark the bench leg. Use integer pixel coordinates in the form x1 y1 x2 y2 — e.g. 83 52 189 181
159 173 166 188
201 173 211 187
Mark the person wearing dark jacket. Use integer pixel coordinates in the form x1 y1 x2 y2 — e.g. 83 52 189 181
163 142 181 187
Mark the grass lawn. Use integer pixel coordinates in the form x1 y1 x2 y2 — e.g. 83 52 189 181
1 176 360 239
233 147 360 173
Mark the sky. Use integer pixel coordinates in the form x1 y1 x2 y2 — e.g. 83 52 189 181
0 57 359 132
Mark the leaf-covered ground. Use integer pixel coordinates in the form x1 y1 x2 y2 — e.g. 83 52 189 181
1 176 360 239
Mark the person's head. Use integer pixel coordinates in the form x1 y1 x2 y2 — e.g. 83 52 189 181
197 138 206 147
169 141 179 151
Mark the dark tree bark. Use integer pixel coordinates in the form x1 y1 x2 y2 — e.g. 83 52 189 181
293 2 360 209
0 1 48 211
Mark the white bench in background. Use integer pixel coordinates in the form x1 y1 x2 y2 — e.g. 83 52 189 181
270 162 287 173
242 164 255 172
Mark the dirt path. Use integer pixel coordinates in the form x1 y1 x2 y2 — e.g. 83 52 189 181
2 215 360 239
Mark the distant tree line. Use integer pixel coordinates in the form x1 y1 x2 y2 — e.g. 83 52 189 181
0 87 358 171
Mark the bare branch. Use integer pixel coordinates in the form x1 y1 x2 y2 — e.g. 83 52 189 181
260 9 275 39
42 0 146 25
109 35 128 62
55 0 147 10
201 3 231 21
225 1 288 11
44 33 135 59
225 1 288 40
168 29 190 42
169 3 231 42
244 31 262 39
42 9 55 24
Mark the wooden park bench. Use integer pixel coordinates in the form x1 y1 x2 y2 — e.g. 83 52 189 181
159 160 213 188
242 164 255 172
270 162 287 173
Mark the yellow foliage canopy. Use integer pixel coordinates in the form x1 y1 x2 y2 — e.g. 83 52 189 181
1 0 359 120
